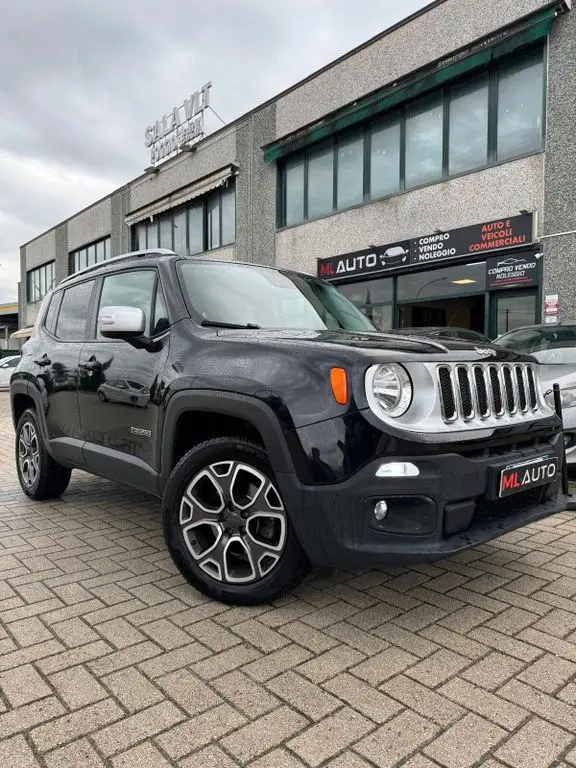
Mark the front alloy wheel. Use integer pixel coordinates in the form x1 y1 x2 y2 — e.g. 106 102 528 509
181 461 287 584
163 438 309 605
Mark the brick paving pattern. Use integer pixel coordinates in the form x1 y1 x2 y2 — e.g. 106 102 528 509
2 392 576 766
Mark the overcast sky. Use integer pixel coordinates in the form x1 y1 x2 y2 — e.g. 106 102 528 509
0 0 429 306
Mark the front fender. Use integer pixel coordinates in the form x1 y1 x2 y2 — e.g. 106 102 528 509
159 390 297 490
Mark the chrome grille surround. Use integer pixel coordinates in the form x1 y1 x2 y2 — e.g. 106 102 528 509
364 361 552 436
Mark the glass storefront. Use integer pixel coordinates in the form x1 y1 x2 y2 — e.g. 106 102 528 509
337 257 540 339
339 278 394 331
397 261 487 333
319 214 542 340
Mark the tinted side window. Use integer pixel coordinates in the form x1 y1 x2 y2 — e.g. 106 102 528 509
55 281 95 341
97 270 156 339
44 292 62 335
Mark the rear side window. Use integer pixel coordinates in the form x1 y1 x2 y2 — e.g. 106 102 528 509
55 280 95 341
43 293 62 335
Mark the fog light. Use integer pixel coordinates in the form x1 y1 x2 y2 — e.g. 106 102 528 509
376 462 420 478
374 501 389 521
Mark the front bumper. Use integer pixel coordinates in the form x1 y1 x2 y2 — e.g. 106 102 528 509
278 435 566 569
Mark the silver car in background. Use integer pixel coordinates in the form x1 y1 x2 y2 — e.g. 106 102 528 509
0 355 21 390
496 324 576 470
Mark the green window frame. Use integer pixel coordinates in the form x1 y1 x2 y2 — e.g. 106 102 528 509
277 43 546 228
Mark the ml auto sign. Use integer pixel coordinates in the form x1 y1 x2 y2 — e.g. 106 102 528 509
317 214 535 281
145 82 212 166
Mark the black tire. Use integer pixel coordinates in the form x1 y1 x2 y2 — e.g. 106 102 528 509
162 437 310 605
15 408 72 501
98 391 106 402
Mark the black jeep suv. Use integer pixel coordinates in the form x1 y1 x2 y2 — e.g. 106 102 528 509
10 249 566 604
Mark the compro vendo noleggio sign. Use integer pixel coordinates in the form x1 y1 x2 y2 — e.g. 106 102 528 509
317 214 534 280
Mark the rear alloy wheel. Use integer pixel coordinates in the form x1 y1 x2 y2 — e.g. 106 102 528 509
16 409 71 500
163 438 309 605
18 420 40 489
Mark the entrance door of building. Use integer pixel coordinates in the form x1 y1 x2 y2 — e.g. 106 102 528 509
490 289 538 339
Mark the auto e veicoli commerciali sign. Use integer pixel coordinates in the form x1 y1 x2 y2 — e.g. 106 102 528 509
317 214 537 289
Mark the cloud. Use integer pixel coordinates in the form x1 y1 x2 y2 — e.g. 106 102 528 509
0 0 429 306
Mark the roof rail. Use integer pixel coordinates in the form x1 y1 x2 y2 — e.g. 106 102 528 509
57 249 177 287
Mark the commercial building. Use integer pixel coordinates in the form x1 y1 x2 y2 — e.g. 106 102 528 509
20 0 575 338
0 303 19 352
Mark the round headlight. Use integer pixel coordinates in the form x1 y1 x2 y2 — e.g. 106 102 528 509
372 364 413 418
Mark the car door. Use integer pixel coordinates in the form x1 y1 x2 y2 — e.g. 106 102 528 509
29 280 96 465
78 267 170 491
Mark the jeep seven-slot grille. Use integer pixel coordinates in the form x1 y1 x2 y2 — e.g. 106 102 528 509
437 363 539 424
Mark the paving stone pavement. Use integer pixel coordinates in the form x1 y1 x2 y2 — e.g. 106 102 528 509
4 394 576 766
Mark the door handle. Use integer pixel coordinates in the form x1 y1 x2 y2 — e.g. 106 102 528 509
34 355 51 367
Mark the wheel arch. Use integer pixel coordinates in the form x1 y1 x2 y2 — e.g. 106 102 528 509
160 391 295 490
10 381 52 453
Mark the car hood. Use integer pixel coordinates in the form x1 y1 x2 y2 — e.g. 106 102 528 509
199 325 529 364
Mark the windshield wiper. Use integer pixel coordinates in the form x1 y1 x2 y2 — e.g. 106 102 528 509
200 320 261 329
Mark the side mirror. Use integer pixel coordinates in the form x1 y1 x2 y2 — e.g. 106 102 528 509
98 306 145 339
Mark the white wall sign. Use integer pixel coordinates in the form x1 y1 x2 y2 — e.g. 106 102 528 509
544 294 559 324
145 82 212 165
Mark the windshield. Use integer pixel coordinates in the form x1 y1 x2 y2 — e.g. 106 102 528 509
497 326 576 364
178 261 376 332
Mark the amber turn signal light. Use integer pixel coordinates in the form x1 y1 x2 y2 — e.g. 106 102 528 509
330 367 349 405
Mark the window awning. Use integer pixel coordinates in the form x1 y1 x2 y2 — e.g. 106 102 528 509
263 4 561 163
125 164 238 226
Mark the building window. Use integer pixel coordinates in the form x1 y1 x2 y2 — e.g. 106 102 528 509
337 132 364 209
27 261 55 303
449 75 489 175
207 194 221 251
497 51 545 162
370 119 401 199
283 157 305 226
307 144 334 219
70 236 111 275
131 180 236 256
173 210 187 256
405 94 444 189
221 184 236 246
188 203 204 255
278 45 545 227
